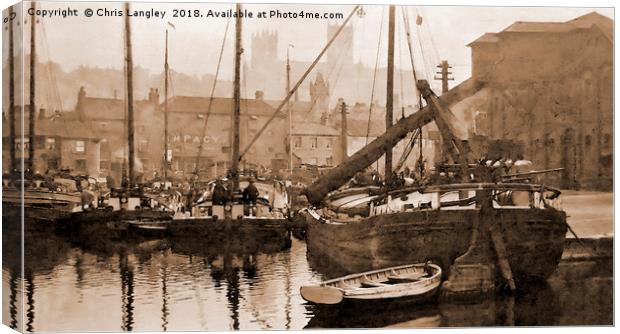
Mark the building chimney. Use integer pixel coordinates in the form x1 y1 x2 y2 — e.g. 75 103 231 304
77 86 87 121
148 88 160 105
78 86 86 102
255 90 264 101
339 101 348 164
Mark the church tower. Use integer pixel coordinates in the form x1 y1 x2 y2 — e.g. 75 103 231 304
326 23 354 67
309 72 330 121
250 30 279 71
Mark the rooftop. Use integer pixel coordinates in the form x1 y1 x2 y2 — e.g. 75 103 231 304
468 11 613 46
291 122 340 136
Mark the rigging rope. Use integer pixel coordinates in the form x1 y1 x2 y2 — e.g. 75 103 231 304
418 7 441 69
326 33 354 97
238 5 361 161
364 6 386 146
300 28 354 118
193 16 232 176
241 58 249 170
397 14 405 118
40 21 63 113
394 127 420 171
410 7 435 86
401 7 423 108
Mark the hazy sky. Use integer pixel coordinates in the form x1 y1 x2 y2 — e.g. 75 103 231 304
3 1 614 86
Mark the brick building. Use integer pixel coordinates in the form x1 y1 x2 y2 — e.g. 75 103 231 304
164 90 289 178
468 12 612 189
290 122 340 167
2 107 101 177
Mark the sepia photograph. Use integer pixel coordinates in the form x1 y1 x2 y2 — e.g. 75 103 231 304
1 0 614 331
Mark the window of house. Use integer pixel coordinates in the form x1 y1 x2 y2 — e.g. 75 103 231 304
311 137 318 149
75 140 85 153
294 137 302 148
100 160 110 171
326 156 333 165
326 138 332 149
100 138 110 154
46 138 56 150
76 159 87 172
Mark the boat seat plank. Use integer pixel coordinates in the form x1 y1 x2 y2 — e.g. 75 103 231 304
361 281 389 288
387 272 426 283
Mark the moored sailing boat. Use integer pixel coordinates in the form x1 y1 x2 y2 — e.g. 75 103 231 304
162 4 290 249
56 3 173 234
302 6 567 297
2 3 83 228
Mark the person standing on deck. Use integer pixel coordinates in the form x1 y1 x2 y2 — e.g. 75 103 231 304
243 179 259 205
212 179 228 205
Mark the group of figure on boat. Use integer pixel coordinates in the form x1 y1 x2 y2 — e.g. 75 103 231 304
346 154 537 194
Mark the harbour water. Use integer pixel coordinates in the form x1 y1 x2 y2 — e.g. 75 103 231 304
2 234 613 331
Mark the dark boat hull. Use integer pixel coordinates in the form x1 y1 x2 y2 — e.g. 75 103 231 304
166 217 292 253
3 204 73 235
54 209 174 243
305 208 567 284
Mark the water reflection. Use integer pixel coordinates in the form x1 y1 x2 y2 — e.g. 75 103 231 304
1 232 612 331
120 250 135 331
161 264 169 331
6 267 21 331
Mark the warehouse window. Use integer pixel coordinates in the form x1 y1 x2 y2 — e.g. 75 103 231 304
294 137 302 148
100 160 110 171
311 137 318 149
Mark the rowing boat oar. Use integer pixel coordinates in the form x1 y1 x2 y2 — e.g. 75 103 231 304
300 286 343 305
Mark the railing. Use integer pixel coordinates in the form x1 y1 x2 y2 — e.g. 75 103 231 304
370 183 563 215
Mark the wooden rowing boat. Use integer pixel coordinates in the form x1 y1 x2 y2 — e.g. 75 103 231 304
301 263 442 305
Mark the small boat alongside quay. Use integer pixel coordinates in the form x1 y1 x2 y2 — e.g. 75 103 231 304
301 262 442 305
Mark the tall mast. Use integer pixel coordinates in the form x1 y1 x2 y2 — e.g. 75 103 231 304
28 2 36 171
385 5 395 183
163 28 169 183
8 6 16 171
286 45 292 177
124 2 135 188
231 3 242 190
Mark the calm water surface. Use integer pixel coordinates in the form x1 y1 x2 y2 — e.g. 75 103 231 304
2 233 613 331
